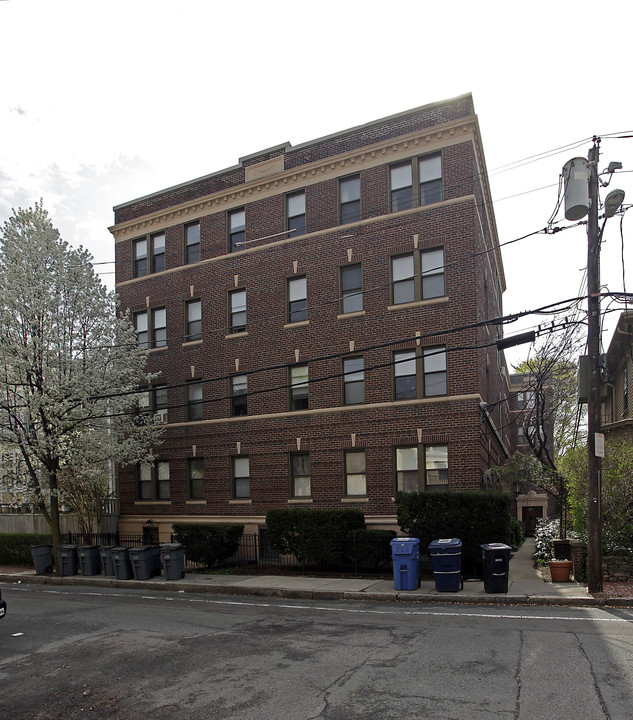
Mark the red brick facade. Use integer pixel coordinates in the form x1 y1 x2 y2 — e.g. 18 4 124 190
110 94 512 538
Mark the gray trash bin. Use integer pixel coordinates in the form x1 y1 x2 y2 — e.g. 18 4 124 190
30 544 54 575
57 544 78 576
161 543 185 580
111 546 134 580
77 545 101 576
99 546 116 576
129 546 161 580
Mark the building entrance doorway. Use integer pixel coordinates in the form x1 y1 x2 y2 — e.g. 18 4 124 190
522 506 543 537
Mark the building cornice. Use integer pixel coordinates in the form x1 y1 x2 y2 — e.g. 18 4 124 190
109 116 479 243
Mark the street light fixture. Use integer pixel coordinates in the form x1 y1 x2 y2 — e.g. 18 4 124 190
604 189 625 218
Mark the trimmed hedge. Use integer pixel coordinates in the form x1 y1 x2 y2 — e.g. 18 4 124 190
265 509 366 565
0 533 53 566
171 524 244 568
396 491 512 575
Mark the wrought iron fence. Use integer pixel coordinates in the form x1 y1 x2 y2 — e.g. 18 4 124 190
62 531 394 577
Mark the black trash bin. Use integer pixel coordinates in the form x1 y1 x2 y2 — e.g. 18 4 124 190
129 546 161 581
30 544 54 575
161 543 186 580
57 544 78 577
99 546 116 577
111 546 134 580
481 543 512 593
428 538 463 592
77 545 101 576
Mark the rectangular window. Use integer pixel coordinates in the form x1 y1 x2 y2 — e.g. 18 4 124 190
287 276 307 323
425 445 449 490
518 391 535 411
419 153 442 206
154 385 168 424
340 264 362 314
151 307 167 348
137 460 170 500
232 456 250 498
185 222 200 264
344 450 366 496
339 175 361 224
133 238 148 278
343 357 364 405
394 350 417 400
230 374 248 416
151 232 165 274
290 364 309 410
134 311 149 349
391 254 415 305
291 453 311 497
229 289 246 333
229 208 245 252
421 247 445 299
137 385 168 424
286 191 306 237
186 381 203 422
423 347 447 397
390 152 442 213
390 162 413 212
391 248 445 304
185 299 202 342
396 446 418 493
188 458 205 500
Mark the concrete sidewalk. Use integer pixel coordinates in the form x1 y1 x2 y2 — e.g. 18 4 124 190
1 538 632 608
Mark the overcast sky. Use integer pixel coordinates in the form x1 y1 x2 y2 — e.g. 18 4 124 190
1 0 631 367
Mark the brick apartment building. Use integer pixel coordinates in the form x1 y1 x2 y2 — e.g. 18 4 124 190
110 93 513 540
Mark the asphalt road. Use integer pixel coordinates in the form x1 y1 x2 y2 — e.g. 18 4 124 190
1 584 633 720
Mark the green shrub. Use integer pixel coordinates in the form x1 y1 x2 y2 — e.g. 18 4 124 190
171 524 244 568
346 529 396 570
509 518 525 550
265 508 366 565
0 533 53 566
396 491 512 575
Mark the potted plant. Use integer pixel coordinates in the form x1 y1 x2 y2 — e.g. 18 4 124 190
548 558 573 582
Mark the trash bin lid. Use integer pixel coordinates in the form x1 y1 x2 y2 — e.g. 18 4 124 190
428 538 462 552
481 543 512 551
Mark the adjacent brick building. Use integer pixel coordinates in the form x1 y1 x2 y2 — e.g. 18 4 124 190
110 93 513 540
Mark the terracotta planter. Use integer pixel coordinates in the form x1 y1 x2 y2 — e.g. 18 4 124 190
549 560 573 582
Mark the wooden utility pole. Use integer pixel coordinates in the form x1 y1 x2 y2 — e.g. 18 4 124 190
586 140 603 594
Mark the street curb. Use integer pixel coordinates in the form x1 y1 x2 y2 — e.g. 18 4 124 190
3 572 632 608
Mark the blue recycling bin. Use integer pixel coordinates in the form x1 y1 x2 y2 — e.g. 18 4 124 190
429 538 463 592
481 543 512 593
390 537 420 590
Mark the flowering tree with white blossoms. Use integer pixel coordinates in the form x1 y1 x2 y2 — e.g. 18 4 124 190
0 202 163 552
